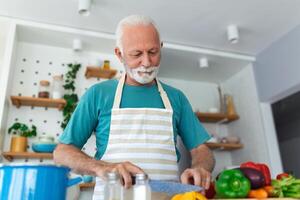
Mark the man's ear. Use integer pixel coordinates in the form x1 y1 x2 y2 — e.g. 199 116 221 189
115 47 123 63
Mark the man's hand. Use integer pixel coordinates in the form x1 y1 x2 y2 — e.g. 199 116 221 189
180 167 211 190
54 144 144 189
95 161 144 189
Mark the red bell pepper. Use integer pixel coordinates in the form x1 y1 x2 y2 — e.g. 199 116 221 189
240 161 271 186
240 161 260 171
257 163 271 186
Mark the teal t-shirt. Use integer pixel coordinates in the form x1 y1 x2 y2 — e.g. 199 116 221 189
59 79 211 161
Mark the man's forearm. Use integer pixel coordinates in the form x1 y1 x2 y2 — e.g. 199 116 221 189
53 143 108 176
190 144 215 172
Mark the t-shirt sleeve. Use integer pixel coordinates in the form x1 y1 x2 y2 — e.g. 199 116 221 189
177 92 211 151
59 87 98 149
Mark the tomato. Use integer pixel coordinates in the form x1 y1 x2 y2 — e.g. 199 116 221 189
276 173 290 180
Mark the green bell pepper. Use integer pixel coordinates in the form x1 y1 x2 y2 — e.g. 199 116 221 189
215 169 251 198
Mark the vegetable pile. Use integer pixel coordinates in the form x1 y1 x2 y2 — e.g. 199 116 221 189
209 161 300 199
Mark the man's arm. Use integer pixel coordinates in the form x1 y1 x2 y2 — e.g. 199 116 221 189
180 144 215 189
53 143 144 188
191 143 215 172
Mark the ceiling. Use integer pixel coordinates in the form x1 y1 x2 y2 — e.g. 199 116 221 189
1 0 300 56
1 0 300 83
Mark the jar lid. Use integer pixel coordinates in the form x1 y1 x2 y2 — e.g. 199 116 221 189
53 75 63 81
40 80 50 86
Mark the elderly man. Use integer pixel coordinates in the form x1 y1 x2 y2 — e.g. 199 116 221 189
54 15 215 199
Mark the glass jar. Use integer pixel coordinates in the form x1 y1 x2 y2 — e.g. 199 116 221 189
103 60 110 70
104 172 123 200
38 80 50 98
133 174 151 200
52 75 64 99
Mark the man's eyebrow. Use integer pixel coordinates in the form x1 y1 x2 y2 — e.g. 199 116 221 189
129 50 142 54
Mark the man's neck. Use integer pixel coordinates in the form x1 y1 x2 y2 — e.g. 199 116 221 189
124 74 156 86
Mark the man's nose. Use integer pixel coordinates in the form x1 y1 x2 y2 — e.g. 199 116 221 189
141 53 151 67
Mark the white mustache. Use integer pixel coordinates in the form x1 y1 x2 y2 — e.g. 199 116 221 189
133 66 158 73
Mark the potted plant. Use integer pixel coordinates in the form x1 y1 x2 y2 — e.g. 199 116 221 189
8 122 37 152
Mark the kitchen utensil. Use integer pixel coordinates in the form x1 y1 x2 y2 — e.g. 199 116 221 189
148 180 202 196
32 142 57 153
0 163 82 200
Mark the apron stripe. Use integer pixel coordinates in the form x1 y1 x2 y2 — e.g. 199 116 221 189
111 119 172 126
111 114 172 121
109 129 173 136
107 143 176 150
112 109 172 116
109 134 173 140
105 147 175 155
104 158 177 165
103 153 177 160
108 138 174 145
110 124 173 131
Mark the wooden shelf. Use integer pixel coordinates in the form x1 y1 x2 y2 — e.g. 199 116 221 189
2 152 53 161
85 66 117 79
206 142 243 150
11 96 66 110
79 182 95 190
195 112 239 123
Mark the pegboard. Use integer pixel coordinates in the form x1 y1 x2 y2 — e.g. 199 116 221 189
3 41 124 163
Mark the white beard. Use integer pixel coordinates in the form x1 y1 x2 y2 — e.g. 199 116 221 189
124 64 160 84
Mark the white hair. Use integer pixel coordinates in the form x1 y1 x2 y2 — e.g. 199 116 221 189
115 15 161 52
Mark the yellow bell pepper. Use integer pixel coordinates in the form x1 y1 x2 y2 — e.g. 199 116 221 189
171 191 207 200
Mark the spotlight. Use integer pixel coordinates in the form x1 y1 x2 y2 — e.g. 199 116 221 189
227 25 239 44
73 39 82 51
199 57 209 68
78 0 91 16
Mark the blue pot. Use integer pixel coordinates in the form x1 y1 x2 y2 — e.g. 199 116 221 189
0 163 82 200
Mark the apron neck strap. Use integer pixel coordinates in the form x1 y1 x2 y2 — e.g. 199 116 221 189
113 73 172 110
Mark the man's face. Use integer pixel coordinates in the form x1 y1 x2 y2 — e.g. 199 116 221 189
115 24 162 85
120 24 161 68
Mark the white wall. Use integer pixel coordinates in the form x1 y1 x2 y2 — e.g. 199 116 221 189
0 18 15 157
254 24 300 103
0 18 11 76
222 64 270 166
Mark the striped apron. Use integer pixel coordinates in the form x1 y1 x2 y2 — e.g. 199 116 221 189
92 74 178 200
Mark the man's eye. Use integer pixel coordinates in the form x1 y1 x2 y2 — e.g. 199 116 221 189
149 51 158 55
131 54 141 57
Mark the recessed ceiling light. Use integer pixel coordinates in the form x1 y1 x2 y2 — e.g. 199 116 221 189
199 57 209 68
73 39 82 51
227 25 239 44
78 0 92 16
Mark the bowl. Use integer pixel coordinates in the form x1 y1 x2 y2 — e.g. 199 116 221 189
82 175 93 183
38 135 54 143
32 143 57 153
